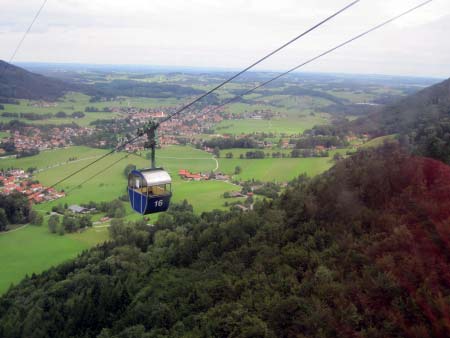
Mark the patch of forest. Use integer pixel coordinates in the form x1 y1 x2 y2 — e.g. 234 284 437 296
0 144 448 338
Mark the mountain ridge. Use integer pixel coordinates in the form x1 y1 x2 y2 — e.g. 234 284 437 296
0 60 80 100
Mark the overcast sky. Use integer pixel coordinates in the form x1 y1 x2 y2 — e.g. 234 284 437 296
0 0 449 78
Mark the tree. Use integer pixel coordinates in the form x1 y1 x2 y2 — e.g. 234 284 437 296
0 208 8 231
0 193 31 224
62 215 79 233
114 207 126 218
29 210 43 226
234 166 242 175
333 152 344 162
225 152 233 159
79 215 92 228
48 214 59 233
71 111 85 119
124 164 137 178
55 111 67 118
213 147 220 158
57 225 65 236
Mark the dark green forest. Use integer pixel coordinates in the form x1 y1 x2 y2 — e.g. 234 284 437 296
0 144 449 338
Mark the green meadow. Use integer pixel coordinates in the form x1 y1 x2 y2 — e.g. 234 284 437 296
0 144 341 295
214 115 327 135
0 92 185 127
0 225 108 294
219 157 333 181
360 134 398 149
0 146 106 170
32 146 219 213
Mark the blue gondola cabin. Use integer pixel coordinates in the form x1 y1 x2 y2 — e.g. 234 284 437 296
128 168 172 214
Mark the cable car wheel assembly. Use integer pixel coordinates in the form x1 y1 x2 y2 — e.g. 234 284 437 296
128 121 172 215
25 0 435 216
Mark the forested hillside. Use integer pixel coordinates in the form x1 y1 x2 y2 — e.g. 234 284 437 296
346 77 450 164
0 143 448 338
0 61 206 101
351 77 450 134
0 61 79 100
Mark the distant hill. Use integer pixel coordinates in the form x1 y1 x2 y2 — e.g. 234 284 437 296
351 77 450 135
0 61 206 101
346 77 450 164
0 60 79 100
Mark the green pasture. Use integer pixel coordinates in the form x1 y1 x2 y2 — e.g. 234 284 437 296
0 225 106 294
214 115 327 135
219 157 333 182
0 93 123 127
32 146 226 215
0 92 183 127
0 144 343 296
0 146 106 170
360 134 398 149
0 131 10 139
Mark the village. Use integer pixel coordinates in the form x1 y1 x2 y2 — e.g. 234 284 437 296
0 125 94 155
0 169 64 203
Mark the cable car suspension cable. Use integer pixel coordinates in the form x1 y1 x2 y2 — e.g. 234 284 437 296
36 0 360 191
59 0 432 194
198 0 435 115
0 0 48 79
158 0 361 125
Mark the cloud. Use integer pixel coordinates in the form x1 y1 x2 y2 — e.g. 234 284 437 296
0 0 448 77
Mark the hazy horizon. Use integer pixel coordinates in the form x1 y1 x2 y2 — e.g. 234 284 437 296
11 60 446 82
1 0 449 78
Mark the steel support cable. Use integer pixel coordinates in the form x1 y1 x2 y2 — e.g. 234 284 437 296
202 0 435 115
159 0 361 124
65 153 130 194
33 0 360 193
28 140 137 200
124 0 434 166
0 0 49 78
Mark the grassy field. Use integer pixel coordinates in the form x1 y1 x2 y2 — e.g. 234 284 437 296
0 146 106 170
361 134 398 149
0 93 123 127
0 225 108 294
219 157 333 181
0 92 184 127
31 146 225 215
218 148 349 181
0 144 341 295
214 115 327 135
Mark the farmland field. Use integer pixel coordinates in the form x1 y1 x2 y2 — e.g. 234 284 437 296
0 146 106 170
360 134 398 149
27 146 225 215
214 115 328 135
219 157 332 181
0 225 108 294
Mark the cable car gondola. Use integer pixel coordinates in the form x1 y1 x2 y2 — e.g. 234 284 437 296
128 120 172 215
128 168 172 214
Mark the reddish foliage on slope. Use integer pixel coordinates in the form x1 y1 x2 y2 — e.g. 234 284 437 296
367 157 450 337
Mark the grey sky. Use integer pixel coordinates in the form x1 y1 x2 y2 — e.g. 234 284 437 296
0 0 449 77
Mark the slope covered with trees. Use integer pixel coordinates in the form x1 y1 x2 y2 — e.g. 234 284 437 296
351 77 450 135
0 61 206 101
0 61 79 100
343 77 450 164
0 144 449 338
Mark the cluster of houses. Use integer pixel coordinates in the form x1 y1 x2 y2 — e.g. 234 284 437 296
0 169 64 203
178 169 207 181
178 169 230 181
1 126 94 153
27 101 58 108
